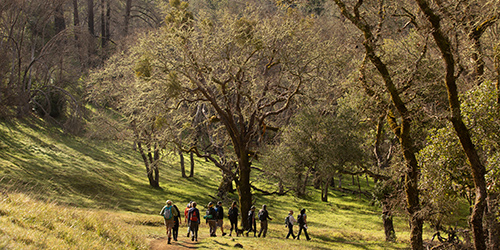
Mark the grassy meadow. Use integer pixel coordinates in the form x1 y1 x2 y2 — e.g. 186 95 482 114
0 118 416 249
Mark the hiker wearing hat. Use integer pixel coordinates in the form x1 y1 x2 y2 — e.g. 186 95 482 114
205 202 217 237
160 200 178 244
245 205 257 237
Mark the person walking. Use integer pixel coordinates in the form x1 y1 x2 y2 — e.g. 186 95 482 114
285 210 297 239
185 202 192 237
216 201 227 236
245 205 256 237
160 200 176 244
187 201 200 241
228 201 239 236
172 203 181 241
257 204 272 237
205 202 217 237
296 208 311 241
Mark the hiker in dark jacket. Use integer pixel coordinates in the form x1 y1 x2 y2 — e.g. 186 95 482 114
257 204 272 237
216 201 227 236
171 204 182 241
246 206 257 237
228 201 239 236
296 208 311 241
187 202 200 241
206 202 217 237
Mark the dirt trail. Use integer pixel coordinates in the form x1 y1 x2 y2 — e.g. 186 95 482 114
150 236 198 250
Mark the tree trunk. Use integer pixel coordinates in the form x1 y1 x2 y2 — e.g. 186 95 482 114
136 141 160 188
72 0 80 41
217 169 233 199
278 179 284 195
313 170 321 189
100 0 106 47
54 4 66 34
413 1 488 249
333 2 424 248
487 193 500 250
124 0 132 36
105 1 110 43
382 198 396 242
73 0 80 27
152 145 160 187
237 152 252 229
189 151 194 177
179 149 186 178
87 0 94 35
321 177 330 202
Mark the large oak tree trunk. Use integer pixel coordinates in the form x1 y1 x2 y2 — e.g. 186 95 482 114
237 152 252 229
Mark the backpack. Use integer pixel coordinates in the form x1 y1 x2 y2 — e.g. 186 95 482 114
216 206 222 218
285 215 290 227
163 206 173 220
297 214 304 224
228 207 234 217
204 209 213 219
258 210 265 221
190 209 199 222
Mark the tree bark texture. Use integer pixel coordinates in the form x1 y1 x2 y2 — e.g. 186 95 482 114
236 152 252 229
179 150 186 178
87 0 94 35
124 0 132 35
189 151 194 177
487 193 500 250
73 0 80 27
382 199 396 242
54 4 66 34
137 141 160 188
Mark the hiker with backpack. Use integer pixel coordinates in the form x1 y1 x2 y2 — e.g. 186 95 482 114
159 200 177 244
215 201 227 236
285 210 297 239
205 202 217 237
296 208 311 241
185 202 192 237
228 201 239 236
257 204 272 237
172 203 182 241
245 205 257 237
187 201 200 241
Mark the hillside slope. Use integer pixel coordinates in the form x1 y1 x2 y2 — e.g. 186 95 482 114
0 118 413 249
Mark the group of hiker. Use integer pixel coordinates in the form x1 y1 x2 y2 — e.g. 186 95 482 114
159 200 311 244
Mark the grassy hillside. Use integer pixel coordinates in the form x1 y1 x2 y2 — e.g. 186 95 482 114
0 118 415 249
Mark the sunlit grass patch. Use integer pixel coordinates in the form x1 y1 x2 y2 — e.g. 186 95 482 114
0 192 149 249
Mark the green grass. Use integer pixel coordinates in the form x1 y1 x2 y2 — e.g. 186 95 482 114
0 117 418 249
